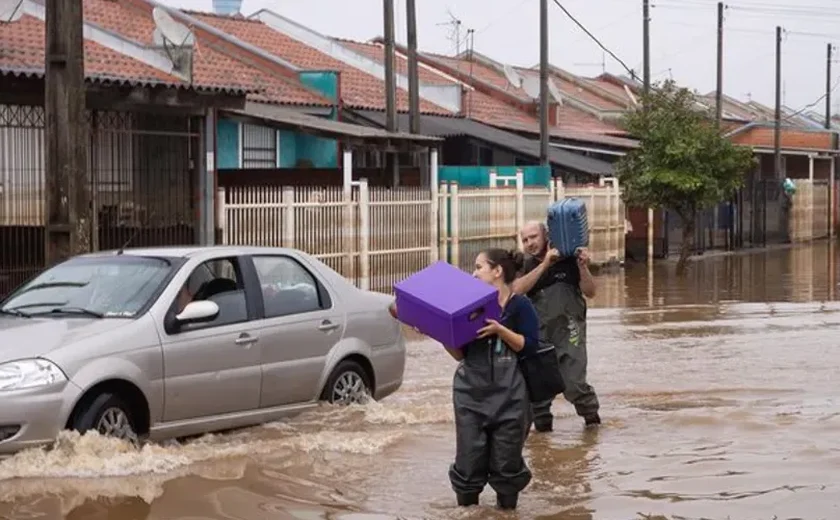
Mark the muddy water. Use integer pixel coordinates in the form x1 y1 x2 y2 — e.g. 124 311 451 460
1 242 839 520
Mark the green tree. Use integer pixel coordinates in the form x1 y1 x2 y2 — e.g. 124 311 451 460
616 80 756 273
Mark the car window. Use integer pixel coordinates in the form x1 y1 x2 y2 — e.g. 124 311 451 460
175 257 248 331
1 256 174 318
252 256 325 318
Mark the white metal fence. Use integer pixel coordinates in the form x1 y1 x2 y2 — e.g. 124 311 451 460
217 174 626 293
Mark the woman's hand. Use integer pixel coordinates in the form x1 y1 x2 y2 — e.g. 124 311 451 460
477 319 503 338
478 319 525 352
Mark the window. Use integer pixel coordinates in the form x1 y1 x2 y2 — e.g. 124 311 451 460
252 256 325 318
1 256 174 318
174 258 248 330
241 123 277 168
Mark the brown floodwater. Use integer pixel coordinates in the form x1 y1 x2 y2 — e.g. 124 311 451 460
1 241 839 520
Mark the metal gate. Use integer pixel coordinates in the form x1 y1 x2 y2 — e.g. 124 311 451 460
0 104 201 298
91 110 200 251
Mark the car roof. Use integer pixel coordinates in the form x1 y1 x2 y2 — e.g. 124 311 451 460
79 245 304 259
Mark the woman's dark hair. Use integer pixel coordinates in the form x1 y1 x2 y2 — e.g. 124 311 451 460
481 248 525 284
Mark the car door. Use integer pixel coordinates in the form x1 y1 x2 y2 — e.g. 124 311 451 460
160 256 263 422
248 254 345 407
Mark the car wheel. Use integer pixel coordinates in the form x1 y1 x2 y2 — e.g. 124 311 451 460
321 360 372 405
72 392 139 444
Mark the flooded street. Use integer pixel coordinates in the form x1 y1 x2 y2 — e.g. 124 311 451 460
1 242 838 520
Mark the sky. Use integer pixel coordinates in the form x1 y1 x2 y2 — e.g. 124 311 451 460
161 0 840 114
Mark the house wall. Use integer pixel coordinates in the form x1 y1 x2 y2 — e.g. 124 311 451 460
216 70 340 170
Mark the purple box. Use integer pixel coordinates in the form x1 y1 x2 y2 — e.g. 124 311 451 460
393 261 501 349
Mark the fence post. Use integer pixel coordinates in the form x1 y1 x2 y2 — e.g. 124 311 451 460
451 182 460 269
430 148 440 263
555 177 565 200
489 170 498 187
216 187 227 245
358 179 370 291
439 182 449 263
282 186 295 249
342 150 354 280
515 172 525 249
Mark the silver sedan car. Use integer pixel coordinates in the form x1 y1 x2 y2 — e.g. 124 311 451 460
0 246 405 454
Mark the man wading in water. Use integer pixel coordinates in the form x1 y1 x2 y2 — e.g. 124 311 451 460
512 221 601 431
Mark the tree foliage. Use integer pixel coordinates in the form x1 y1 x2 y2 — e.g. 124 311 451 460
616 80 756 271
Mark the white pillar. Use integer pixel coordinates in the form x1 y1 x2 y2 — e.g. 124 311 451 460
647 207 654 263
342 148 354 280
430 148 440 262
343 148 353 194
358 179 370 291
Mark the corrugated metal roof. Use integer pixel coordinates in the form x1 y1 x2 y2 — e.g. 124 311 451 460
223 102 442 143
353 110 615 175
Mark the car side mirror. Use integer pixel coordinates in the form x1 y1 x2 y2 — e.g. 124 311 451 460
175 301 219 324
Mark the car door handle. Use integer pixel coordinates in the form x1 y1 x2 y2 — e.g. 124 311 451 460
235 333 258 346
317 320 341 332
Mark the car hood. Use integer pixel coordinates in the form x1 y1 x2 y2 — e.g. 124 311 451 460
0 316 131 362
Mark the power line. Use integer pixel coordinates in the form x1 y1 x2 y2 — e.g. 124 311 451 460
550 0 636 77
784 73 840 121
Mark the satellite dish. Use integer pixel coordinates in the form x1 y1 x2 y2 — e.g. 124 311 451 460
0 0 24 23
152 7 195 79
153 7 195 47
521 75 540 99
547 77 563 105
502 64 523 89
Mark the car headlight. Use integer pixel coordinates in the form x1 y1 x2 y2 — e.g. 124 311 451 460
0 359 67 391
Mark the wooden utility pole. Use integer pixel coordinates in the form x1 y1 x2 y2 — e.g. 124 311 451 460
383 0 398 184
774 26 782 179
539 0 549 165
383 0 396 132
45 0 90 264
406 0 420 135
643 0 650 93
715 2 724 128
826 43 833 129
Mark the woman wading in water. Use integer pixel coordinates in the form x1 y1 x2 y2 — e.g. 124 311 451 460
391 249 539 510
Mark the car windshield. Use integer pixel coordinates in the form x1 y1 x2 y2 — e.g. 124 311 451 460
0 256 174 318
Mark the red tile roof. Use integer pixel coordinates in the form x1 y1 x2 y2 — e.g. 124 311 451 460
515 67 627 111
337 39 456 86
0 13 197 89
81 0 330 106
420 52 623 136
189 13 453 115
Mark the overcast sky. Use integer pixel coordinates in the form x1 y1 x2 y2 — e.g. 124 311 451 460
162 0 840 114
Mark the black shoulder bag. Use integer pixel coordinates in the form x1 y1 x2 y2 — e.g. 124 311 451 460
506 296 566 403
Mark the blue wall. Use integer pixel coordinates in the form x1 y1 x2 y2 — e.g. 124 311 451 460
216 70 340 169
217 118 240 169
438 166 552 186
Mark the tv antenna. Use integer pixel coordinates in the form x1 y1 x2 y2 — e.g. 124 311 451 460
437 9 462 55
152 6 196 80
0 0 24 23
573 51 606 74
